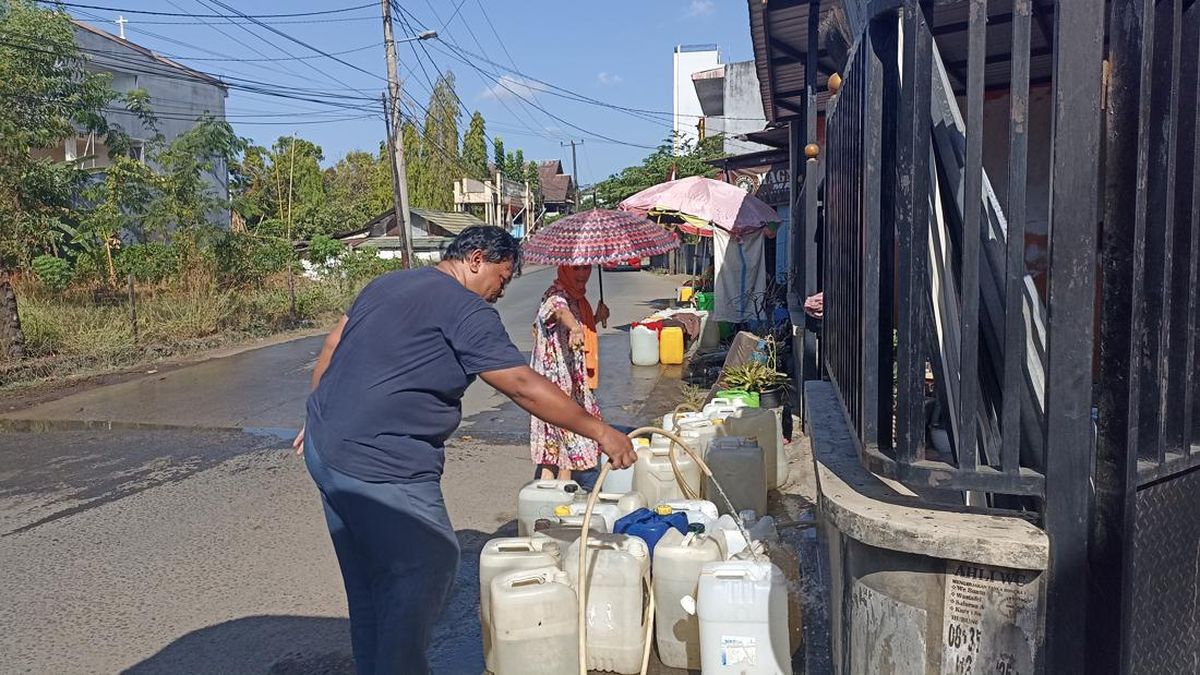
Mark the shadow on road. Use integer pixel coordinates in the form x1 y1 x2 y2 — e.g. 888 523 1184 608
122 523 518 675
121 614 354 675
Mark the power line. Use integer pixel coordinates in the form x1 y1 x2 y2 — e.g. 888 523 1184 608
204 0 387 85
468 0 564 141
70 7 345 88
391 1 545 148
429 40 657 149
0 36 381 112
147 43 379 63
421 0 559 141
161 0 321 86
41 1 378 19
443 0 470 30
187 0 379 101
433 39 768 124
101 16 378 26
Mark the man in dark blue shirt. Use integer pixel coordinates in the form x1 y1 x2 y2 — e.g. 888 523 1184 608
295 227 635 674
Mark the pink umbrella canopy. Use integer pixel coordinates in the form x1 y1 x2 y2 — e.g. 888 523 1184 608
521 208 680 266
618 175 780 236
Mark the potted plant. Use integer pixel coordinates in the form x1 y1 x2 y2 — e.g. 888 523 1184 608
720 362 791 409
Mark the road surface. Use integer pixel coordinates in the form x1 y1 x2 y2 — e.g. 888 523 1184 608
0 267 688 674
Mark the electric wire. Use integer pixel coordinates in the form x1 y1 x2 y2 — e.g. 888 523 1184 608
39 2 378 19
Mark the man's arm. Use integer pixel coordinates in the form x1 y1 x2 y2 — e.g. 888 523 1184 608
481 365 637 469
310 314 349 391
293 314 349 454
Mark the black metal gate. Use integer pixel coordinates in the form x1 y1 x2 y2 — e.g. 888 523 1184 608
1094 0 1200 671
793 0 1200 671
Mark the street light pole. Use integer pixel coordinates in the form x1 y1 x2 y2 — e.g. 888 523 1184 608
380 1 437 268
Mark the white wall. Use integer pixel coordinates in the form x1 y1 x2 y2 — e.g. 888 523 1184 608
707 61 771 156
674 45 721 153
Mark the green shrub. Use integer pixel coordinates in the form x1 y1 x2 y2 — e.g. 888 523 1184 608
31 255 73 293
210 232 293 287
308 234 344 266
339 246 396 283
115 243 180 285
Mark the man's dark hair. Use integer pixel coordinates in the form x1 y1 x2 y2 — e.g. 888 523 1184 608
443 226 522 265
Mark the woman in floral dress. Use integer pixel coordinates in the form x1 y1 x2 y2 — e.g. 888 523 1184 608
530 265 610 487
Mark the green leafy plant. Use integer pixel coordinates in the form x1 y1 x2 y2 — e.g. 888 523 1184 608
115 243 180 285
31 255 72 292
308 234 344 267
721 361 790 393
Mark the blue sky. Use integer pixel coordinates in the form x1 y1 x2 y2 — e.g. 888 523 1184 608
60 0 756 185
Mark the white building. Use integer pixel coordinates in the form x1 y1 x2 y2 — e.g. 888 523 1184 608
672 44 721 153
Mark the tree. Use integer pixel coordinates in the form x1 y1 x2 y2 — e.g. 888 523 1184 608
401 120 426 209
492 136 505 179
263 135 328 240
325 150 388 229
420 73 461 210
0 0 137 356
594 134 727 207
511 149 526 181
79 155 157 286
146 118 245 235
230 143 277 226
525 161 540 191
462 111 489 181
233 134 348 238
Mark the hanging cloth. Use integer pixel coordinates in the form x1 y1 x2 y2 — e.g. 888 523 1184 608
712 227 767 323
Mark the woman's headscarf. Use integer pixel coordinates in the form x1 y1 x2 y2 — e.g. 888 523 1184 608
555 266 599 390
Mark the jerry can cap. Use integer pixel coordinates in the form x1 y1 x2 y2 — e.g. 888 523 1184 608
655 505 674 516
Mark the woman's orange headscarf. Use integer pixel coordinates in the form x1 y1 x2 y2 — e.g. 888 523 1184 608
555 266 599 389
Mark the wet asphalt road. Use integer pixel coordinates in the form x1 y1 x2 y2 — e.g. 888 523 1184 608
0 267 687 674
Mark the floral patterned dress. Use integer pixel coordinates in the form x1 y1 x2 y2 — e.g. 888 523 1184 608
529 287 602 470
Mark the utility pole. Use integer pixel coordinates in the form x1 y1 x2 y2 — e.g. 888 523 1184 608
380 0 413 268
286 134 298 324
561 140 583 213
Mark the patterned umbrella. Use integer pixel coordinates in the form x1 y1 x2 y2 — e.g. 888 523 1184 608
521 208 680 266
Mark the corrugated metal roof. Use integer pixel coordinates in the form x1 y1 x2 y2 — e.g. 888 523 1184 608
749 0 838 124
749 0 1058 125
410 208 486 234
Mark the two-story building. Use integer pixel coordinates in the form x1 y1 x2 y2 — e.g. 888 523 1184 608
37 21 230 227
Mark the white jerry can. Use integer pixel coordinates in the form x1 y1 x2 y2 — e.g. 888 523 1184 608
693 560 790 675
490 566 579 675
517 479 580 536
653 528 723 670
479 537 561 673
565 533 651 674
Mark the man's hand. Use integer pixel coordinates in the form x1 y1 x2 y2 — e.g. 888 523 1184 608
595 301 610 328
482 366 635 465
598 425 636 469
293 425 305 455
804 292 824 320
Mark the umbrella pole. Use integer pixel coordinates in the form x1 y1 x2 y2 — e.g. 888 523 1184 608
597 265 606 327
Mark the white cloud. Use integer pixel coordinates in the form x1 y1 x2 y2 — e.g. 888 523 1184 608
597 72 623 86
480 74 542 101
687 0 715 17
